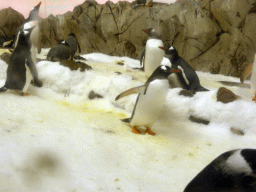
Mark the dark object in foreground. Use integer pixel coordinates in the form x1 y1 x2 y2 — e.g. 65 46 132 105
184 149 256 192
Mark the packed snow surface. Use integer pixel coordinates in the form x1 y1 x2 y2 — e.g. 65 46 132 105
0 49 256 192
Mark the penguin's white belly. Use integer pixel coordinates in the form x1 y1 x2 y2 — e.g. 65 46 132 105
144 39 164 77
251 59 256 92
22 64 33 93
168 73 182 88
130 79 169 127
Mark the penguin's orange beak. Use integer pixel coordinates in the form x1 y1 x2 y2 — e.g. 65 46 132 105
142 29 148 33
171 69 181 73
35 2 42 9
159 46 165 50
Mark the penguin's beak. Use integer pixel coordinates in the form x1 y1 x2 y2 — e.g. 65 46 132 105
171 69 181 73
35 2 42 9
142 29 148 33
159 46 165 50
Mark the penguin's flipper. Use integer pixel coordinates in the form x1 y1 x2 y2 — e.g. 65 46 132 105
0 87 7 92
115 85 145 100
240 64 253 83
26 56 43 87
77 41 81 53
140 49 145 67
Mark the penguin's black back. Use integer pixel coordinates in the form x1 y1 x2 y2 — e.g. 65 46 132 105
184 149 256 192
166 47 208 92
4 32 31 90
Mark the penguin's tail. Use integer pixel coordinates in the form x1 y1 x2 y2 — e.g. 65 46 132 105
0 87 7 93
121 118 130 123
198 86 209 92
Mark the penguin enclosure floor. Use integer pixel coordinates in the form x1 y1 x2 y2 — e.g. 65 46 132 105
0 49 256 191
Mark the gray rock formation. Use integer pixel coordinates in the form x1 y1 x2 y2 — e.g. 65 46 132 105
0 7 25 37
37 0 256 77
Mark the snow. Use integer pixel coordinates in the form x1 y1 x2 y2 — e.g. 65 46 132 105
0 50 256 191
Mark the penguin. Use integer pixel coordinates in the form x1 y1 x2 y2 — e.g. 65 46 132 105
115 65 180 135
159 46 208 93
0 29 14 48
14 2 42 88
141 28 165 77
46 44 73 61
132 0 153 9
64 33 81 56
184 149 256 192
0 26 36 96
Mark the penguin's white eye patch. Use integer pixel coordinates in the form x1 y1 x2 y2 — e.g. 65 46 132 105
169 46 174 51
61 41 65 44
161 65 167 71
23 31 29 35
24 21 37 30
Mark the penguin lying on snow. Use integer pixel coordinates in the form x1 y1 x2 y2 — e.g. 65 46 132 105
0 25 36 96
47 33 81 61
115 65 180 135
14 2 43 88
133 0 153 9
184 149 256 192
140 28 165 77
159 46 208 93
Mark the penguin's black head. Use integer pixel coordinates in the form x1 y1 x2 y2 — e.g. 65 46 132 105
142 28 159 38
68 33 76 38
159 46 178 62
149 65 180 81
184 149 256 192
27 2 41 21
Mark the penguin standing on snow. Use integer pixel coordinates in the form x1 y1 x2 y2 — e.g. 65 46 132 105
132 0 153 9
184 149 256 192
14 2 43 88
0 25 36 96
159 46 208 93
115 65 180 135
140 28 165 77
46 33 81 61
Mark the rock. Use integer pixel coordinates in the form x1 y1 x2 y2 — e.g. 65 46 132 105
88 91 103 99
217 87 240 103
15 0 256 78
189 115 210 125
0 8 25 37
0 52 11 64
230 127 244 136
59 60 92 71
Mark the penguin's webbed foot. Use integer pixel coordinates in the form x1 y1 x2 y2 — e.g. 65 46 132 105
144 127 156 135
252 94 256 102
132 126 142 134
21 92 29 96
146 3 153 7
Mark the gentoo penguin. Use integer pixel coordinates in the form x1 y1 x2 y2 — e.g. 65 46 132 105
14 2 42 88
159 46 208 93
141 28 165 77
133 0 153 9
115 65 180 135
0 25 36 96
46 44 73 61
184 149 256 192
64 33 81 56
